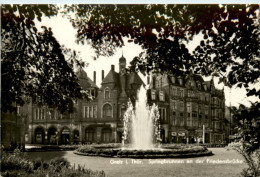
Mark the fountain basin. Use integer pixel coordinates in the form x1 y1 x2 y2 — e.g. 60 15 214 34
74 144 213 158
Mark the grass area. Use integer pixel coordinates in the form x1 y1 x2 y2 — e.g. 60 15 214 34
1 149 106 177
24 148 247 177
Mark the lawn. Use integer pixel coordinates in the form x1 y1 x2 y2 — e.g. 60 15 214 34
25 148 247 177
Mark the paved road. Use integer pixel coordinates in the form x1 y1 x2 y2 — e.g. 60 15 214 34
26 148 247 177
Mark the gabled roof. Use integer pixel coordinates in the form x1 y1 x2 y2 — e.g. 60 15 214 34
127 72 144 86
76 69 98 90
101 70 120 88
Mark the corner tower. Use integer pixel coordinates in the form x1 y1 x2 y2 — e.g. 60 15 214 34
119 54 126 73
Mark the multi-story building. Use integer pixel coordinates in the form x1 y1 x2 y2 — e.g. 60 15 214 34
147 73 226 144
25 55 143 145
16 56 226 145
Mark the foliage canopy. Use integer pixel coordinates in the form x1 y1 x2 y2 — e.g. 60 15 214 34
1 5 85 113
63 4 259 97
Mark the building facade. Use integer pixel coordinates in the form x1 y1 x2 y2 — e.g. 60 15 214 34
147 73 226 144
20 56 226 145
24 56 143 145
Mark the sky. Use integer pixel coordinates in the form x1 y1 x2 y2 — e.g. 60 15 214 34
34 6 259 108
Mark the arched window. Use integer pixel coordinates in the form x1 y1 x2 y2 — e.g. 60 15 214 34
104 88 110 98
103 103 112 118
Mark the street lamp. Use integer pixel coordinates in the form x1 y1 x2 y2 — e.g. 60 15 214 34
55 131 58 146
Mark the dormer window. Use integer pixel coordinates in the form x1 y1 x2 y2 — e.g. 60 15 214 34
171 76 176 84
159 91 165 101
90 88 96 98
191 81 195 87
203 84 207 91
198 83 201 90
178 77 183 85
104 88 110 99
151 90 156 100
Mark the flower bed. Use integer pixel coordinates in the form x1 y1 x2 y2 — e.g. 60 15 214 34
74 144 213 158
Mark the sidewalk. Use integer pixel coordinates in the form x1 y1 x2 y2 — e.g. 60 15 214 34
25 144 79 152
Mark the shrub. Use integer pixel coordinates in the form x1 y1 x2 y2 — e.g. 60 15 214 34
1 151 34 173
1 149 106 177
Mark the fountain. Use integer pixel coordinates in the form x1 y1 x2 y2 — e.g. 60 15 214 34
122 86 160 149
75 86 213 158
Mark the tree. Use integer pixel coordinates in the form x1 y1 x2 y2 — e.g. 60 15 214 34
230 103 260 177
232 103 260 153
63 4 259 97
1 4 85 113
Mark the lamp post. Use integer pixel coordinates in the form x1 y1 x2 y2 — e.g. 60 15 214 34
55 131 58 146
202 124 205 144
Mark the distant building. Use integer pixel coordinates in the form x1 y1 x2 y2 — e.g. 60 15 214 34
1 103 27 149
147 73 226 144
17 56 226 145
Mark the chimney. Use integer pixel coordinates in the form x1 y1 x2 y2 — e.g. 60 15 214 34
102 70 104 81
93 71 96 84
111 65 115 71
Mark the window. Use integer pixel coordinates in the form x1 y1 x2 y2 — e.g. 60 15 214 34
152 77 156 88
172 87 177 96
90 89 96 98
103 104 112 117
173 117 177 125
198 83 201 89
156 78 160 88
192 111 197 117
178 78 183 85
188 90 191 97
180 89 184 97
151 90 156 100
172 102 177 110
84 106 89 118
200 93 204 100
205 94 209 102
90 106 93 118
193 118 198 127
171 76 176 84
41 108 46 120
49 108 55 119
85 128 95 142
94 105 97 118
204 84 207 91
214 122 220 130
180 102 184 111
180 116 184 126
191 81 195 87
187 116 192 127
159 108 167 121
192 103 198 111
198 105 203 118
172 111 176 116
159 91 165 101
104 88 110 99
187 103 191 112
205 106 209 116
121 105 126 118
102 129 112 143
